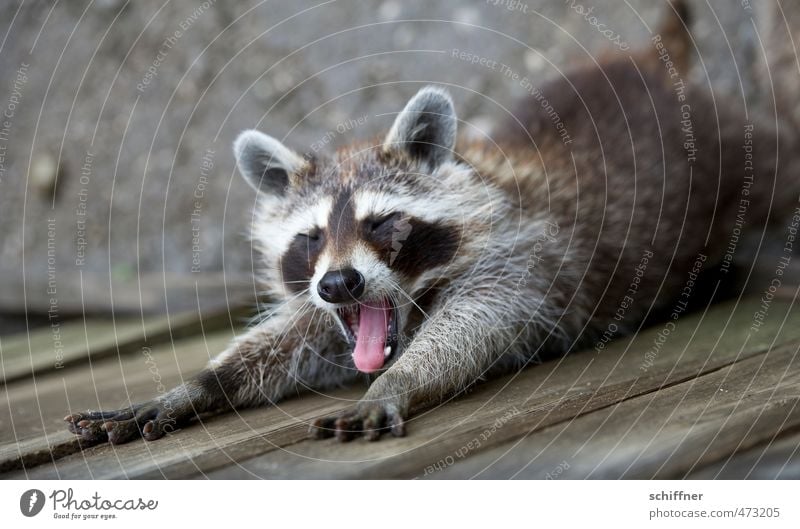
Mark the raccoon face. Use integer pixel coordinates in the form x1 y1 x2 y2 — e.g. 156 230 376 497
234 87 469 373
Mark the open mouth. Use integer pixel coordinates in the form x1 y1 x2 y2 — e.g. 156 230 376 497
335 297 398 373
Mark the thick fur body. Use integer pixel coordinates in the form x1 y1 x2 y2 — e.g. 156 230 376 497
66 3 800 444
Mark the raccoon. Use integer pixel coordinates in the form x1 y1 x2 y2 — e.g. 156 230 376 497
66 2 800 444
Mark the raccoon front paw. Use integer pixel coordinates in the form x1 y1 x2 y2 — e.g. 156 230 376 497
309 401 406 442
64 400 180 445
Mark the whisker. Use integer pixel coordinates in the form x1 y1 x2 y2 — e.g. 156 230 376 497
386 278 430 320
250 288 310 326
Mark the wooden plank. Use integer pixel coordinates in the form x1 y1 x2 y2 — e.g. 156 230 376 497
1 319 113 381
687 430 800 479
201 297 800 479
0 271 253 316
432 341 800 479
0 321 364 478
4 296 798 479
0 306 246 385
0 328 234 473
2 387 363 479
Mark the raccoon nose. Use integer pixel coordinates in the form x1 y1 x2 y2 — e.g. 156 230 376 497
317 268 365 303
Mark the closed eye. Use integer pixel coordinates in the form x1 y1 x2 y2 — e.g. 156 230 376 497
299 228 322 241
367 212 401 233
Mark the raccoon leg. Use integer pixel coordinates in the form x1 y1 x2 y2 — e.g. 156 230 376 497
66 307 352 445
311 290 533 441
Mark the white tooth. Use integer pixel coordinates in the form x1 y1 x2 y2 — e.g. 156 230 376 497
384 346 391 358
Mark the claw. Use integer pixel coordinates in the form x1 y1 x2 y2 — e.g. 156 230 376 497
389 414 405 437
309 403 406 442
309 417 337 439
64 402 180 446
334 415 361 442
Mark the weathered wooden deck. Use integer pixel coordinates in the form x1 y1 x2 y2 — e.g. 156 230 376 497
2 294 800 479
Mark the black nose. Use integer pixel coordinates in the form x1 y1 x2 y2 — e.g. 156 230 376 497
317 268 365 303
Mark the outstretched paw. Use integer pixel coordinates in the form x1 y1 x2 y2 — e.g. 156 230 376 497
309 401 406 442
64 400 180 445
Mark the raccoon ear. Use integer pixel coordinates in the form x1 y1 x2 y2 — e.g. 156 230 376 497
233 130 305 194
383 86 456 167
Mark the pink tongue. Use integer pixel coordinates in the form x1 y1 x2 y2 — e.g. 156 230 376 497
352 299 390 373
